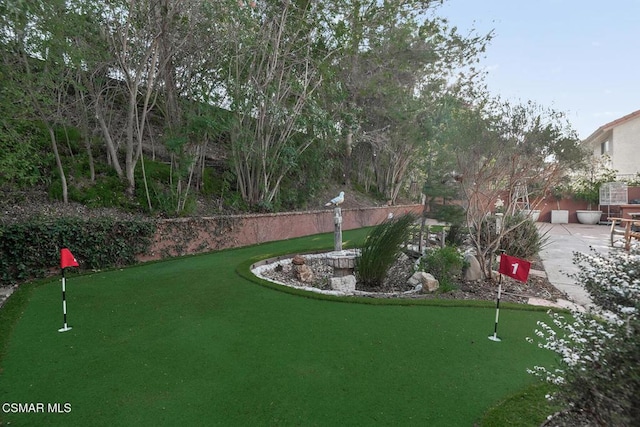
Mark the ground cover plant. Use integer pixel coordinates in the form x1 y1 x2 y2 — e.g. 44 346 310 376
0 229 556 426
418 246 466 291
528 249 640 426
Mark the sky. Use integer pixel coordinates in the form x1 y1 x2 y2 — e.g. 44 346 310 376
434 0 640 140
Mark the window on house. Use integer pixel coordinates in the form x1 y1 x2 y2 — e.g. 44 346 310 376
601 140 611 155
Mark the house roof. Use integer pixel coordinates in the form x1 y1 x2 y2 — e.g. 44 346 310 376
582 108 640 144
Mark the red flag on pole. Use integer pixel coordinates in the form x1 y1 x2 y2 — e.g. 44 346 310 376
498 254 531 283
60 248 79 269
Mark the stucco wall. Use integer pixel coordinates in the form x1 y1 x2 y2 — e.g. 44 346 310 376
534 198 593 223
140 204 424 262
530 187 640 223
612 117 640 176
139 187 640 262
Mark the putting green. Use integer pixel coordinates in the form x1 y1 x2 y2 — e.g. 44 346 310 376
0 230 554 426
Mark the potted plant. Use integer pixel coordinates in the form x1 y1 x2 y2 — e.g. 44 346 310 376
549 183 569 224
521 205 541 222
571 157 616 225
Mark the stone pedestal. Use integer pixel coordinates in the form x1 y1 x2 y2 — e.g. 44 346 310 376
325 250 357 278
333 207 343 251
495 212 503 233
329 275 357 292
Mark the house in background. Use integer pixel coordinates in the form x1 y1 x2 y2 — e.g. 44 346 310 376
581 109 640 180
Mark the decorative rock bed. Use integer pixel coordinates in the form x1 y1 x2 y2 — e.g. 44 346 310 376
251 251 427 298
250 252 571 305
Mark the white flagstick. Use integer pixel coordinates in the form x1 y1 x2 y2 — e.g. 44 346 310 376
58 267 72 333
488 272 503 342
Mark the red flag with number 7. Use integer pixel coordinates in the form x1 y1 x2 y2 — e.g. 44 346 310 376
498 254 531 283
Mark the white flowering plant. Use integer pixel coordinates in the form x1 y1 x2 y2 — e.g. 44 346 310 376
527 249 640 425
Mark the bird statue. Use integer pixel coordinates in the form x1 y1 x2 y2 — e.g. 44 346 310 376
325 191 345 207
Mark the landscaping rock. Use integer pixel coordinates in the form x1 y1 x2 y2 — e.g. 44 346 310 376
408 271 427 287
408 271 439 292
408 271 424 286
0 285 17 309
292 255 306 265
256 253 568 304
330 275 357 293
422 273 439 293
293 264 314 282
463 253 483 281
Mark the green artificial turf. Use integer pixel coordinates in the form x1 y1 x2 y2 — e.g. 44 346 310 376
0 229 556 426
479 382 562 427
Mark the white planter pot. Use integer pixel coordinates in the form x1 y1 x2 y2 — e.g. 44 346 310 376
521 209 541 222
551 210 569 224
576 210 602 225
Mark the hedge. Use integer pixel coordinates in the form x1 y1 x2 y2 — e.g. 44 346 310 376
0 217 156 285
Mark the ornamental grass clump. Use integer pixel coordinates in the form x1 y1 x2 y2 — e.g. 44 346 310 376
355 213 416 290
527 249 640 426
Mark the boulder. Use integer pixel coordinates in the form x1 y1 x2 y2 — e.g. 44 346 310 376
421 272 439 292
293 264 314 282
408 271 439 293
291 255 306 265
408 271 425 286
330 275 357 293
463 253 483 281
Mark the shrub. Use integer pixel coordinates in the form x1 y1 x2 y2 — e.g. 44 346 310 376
0 120 47 188
445 223 466 247
0 217 156 286
528 249 640 426
419 246 465 290
501 214 549 259
477 213 548 260
70 176 130 208
355 213 416 289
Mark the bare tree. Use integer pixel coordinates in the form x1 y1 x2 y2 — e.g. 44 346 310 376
323 0 492 204
88 0 218 212
446 99 585 277
8 0 84 203
223 1 333 207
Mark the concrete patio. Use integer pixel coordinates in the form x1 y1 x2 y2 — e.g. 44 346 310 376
537 222 615 310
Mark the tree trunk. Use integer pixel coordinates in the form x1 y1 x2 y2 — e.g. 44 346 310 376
125 86 137 195
95 95 124 178
76 89 96 182
19 47 69 203
47 125 68 204
344 130 353 185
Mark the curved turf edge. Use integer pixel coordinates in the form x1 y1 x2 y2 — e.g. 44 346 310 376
236 253 555 312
